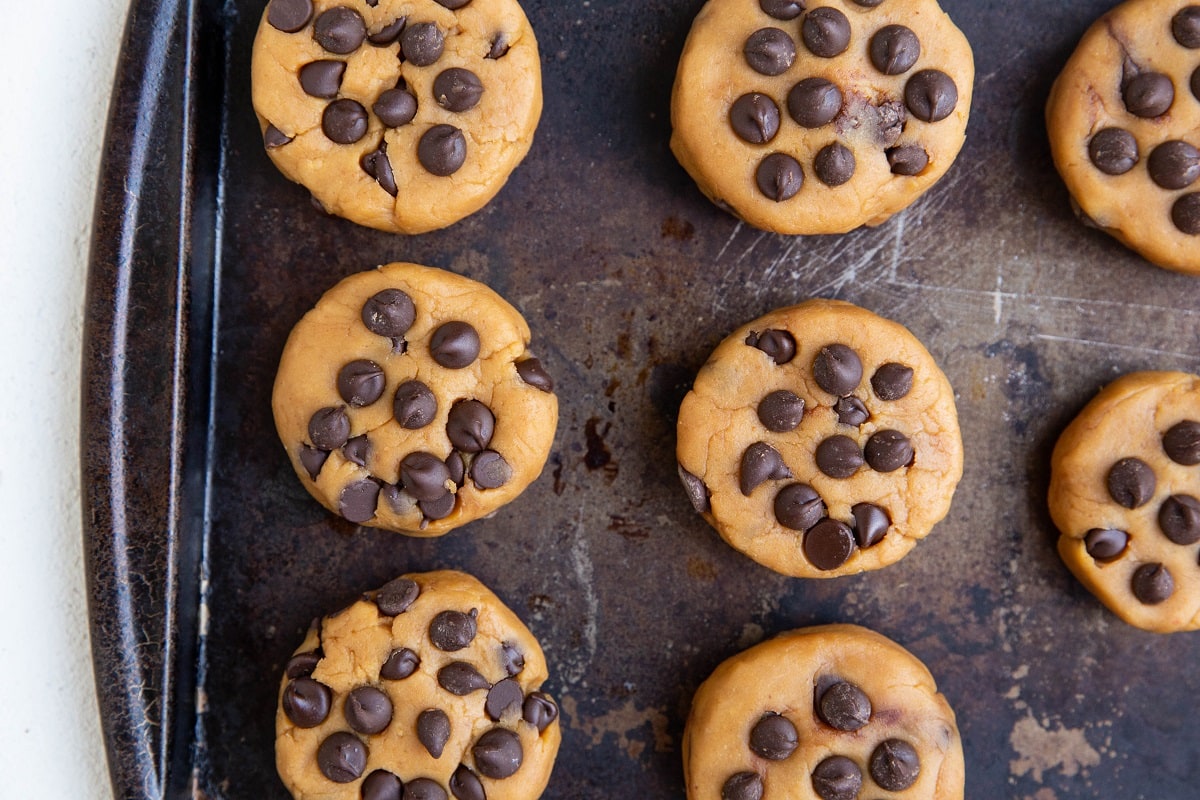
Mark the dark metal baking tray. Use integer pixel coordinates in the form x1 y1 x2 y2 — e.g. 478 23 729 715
84 0 1200 797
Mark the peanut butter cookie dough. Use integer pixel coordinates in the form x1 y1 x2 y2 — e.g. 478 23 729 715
683 624 964 800
676 299 962 578
1047 0 1200 273
276 570 561 800
273 262 558 536
670 0 974 235
251 0 542 234
1050 371 1200 633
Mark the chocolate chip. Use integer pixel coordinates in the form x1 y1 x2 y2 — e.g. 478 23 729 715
1107 457 1156 508
516 358 554 392
438 662 489 695
345 686 393 734
322 98 368 144
873 99 907 146
283 677 332 727
744 28 796 76
474 729 523 779
1164 420 1200 464
435 0 472 8
381 484 416 515
394 381 437 429
865 429 913 472
1173 7 1200 48
430 609 478 650
286 650 322 679
887 144 928 175
722 772 764 800
342 436 368 467
447 400 495 452
268 0 313 33
299 445 329 479
871 362 913 400
1173 193 1200 234
1193 65 1200 101
264 124 293 148
434 68 484 112
851 0 885 5
803 7 851 58
485 678 524 720
870 739 920 791
471 450 512 489
1148 140 1200 190
431 321 480 368
813 344 862 396
361 142 398 196
318 732 367 783
805 519 856 570
450 766 486 800
401 452 452 501
745 329 797 364
299 59 345 98
834 396 870 426
501 642 525 675
381 647 420 679
313 7 366 53
375 577 420 616
420 491 457 521
404 778 448 800
905 70 958 122
446 451 466 485
1159 495 1200 545
758 389 805 432
788 77 843 128
816 435 863 478
817 681 871 731
368 17 406 46
1088 128 1139 175
774 483 824 531
309 406 350 449
487 35 510 59
759 0 802 21
1123 72 1174 118
679 465 711 513
730 93 781 144
740 442 792 495
340 479 380 522
363 288 415 338
1084 528 1128 562
755 153 805 201
337 360 385 407
814 142 856 186
1132 563 1174 605
417 708 451 757
870 24 920 75
812 755 862 800
362 770 403 800
851 502 889 547
749 712 798 760
402 22 444 66
523 692 559 731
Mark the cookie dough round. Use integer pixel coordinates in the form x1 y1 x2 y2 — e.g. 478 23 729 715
1047 0 1200 273
683 624 964 800
273 262 558 536
670 0 974 235
251 0 542 234
276 570 561 800
1050 371 1200 632
676 299 962 578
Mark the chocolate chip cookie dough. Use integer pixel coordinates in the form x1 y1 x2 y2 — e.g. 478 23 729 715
676 299 962 578
670 0 974 235
251 0 542 234
277 570 561 800
1047 0 1200 273
1050 371 1200 633
273 262 557 536
683 624 964 800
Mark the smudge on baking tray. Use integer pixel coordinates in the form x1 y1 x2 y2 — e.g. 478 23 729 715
560 694 674 760
1009 711 1103 782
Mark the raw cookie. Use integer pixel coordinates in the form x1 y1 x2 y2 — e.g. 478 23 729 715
683 624 964 800
1050 370 1200 633
670 0 974 235
276 570 561 800
1046 0 1200 274
251 0 542 234
273 262 558 536
676 299 962 578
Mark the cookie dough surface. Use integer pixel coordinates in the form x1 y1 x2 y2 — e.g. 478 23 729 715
683 624 963 800
670 0 974 235
676 299 962 578
1046 0 1200 273
273 262 558 536
1050 371 1200 633
251 0 542 234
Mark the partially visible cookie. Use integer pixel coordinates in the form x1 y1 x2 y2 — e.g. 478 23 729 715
276 570 561 800
1047 0 1200 273
683 624 964 800
670 0 974 234
1050 371 1200 632
251 0 542 234
272 262 558 536
676 299 962 578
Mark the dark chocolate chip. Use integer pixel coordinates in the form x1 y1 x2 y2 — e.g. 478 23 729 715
430 609 478 651
447 400 495 452
430 321 480 368
487 35 510 59
759 0 802 21
417 708 451 757
788 77 843 128
814 142 856 186
1084 528 1128 562
322 98 369 144
299 59 345 98
1148 140 1200 190
740 442 792 495
803 7 851 58
1159 494 1200 545
268 0 313 33
374 88 418 128
816 435 863 478
722 772 764 800
471 450 512 490
905 69 958 122
1193 65 1200 102
730 93 781 144
869 24 920 75
755 153 805 201
339 479 380 523
871 362 913 400
758 389 805 432
1088 128 1139 175
283 677 332 727
420 491 457 521
362 770 404 800
813 344 863 396
338 360 385 407
402 22 445 66
382 484 416 515
812 755 861 800
1107 457 1156 508
523 692 559 731
870 738 921 791
361 142 399 196
309 406 350 449
434 68 484 112
817 681 871 731
438 662 490 695
340 438 367 467
286 650 322 679
749 712 798 760
318 732 367 783
381 647 420 679
299 445 329 479
375 577 420 616
394 381 437 429
368 17 406 46
485 678 524 720
679 465 711 513
851 502 890 547
446 451 466 486
1123 72 1174 118
1164 420 1200 464
865 429 914 472
1132 562 1174 605
473 728 523 779
1174 6 1200 47
887 144 929 175
516 358 554 392
1173 193 1200 234
418 123 468 175
804 519 857 570
403 778 448 800
501 642 525 675
744 28 796 76
363 288 415 338
313 7 366 53
834 396 870 426
851 0 885 5
264 124 293 148
435 0 472 8
774 483 825 531
345 686 393 735
745 329 797 364
401 452 452 501
874 99 907 146
450 766 486 800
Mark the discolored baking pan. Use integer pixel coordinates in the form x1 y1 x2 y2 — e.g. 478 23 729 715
84 0 1200 797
